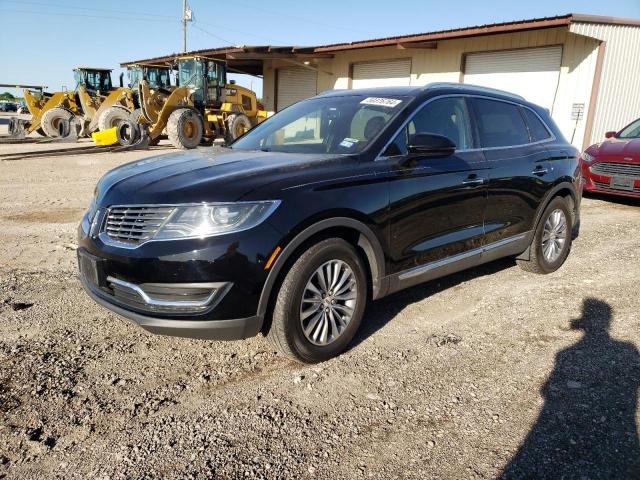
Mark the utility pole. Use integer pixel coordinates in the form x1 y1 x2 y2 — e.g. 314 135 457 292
182 0 187 53
182 0 193 52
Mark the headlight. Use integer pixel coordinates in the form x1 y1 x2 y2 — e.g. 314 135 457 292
582 152 596 163
153 201 280 240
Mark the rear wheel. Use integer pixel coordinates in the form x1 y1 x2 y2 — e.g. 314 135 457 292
225 113 251 143
267 238 368 363
97 106 130 131
41 107 73 137
517 196 573 274
167 108 203 149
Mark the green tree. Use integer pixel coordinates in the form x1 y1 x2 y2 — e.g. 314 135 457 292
0 92 16 101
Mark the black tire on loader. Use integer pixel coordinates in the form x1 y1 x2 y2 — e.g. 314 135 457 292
225 113 251 144
41 107 73 137
97 106 130 131
167 108 203 149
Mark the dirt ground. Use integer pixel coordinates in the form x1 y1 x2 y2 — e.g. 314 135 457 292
1 138 639 479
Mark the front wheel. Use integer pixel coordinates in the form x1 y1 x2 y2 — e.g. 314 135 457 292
40 107 73 137
167 108 203 149
97 106 130 131
517 196 573 274
267 238 368 363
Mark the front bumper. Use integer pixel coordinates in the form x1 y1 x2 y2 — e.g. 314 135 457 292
77 209 284 340
81 274 262 340
582 162 640 198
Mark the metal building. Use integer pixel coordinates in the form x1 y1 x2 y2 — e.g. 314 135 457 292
126 13 640 150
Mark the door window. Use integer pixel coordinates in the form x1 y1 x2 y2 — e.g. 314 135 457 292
472 98 529 148
522 108 552 142
384 97 473 156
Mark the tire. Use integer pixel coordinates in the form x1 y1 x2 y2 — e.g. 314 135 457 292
517 196 573 274
267 238 368 363
116 120 139 146
225 113 251 143
167 108 203 149
40 107 73 137
97 106 130 131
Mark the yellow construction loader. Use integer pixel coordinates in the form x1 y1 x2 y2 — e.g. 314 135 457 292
74 67 136 135
11 66 174 139
15 88 81 137
120 55 266 149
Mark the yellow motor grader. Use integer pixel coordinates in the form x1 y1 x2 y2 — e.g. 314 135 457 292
120 55 267 149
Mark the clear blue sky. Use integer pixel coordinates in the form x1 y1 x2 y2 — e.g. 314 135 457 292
1 0 639 98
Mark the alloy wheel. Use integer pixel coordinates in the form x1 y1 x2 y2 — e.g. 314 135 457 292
299 260 358 346
542 208 567 263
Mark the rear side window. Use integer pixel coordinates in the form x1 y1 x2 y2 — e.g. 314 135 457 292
522 108 552 142
473 98 529 148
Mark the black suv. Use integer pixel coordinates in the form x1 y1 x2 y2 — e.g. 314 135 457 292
78 83 581 362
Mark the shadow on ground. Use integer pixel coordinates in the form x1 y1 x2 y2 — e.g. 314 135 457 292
351 256 515 347
500 298 640 479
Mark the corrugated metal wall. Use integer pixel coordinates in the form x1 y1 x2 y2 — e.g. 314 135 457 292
571 22 640 144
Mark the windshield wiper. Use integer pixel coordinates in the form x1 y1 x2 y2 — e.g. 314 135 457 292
260 147 271 152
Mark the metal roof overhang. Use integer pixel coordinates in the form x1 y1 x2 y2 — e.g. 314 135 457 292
120 46 334 77
121 13 639 75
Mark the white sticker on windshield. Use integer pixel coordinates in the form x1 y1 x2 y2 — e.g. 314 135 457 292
360 97 402 108
340 138 359 148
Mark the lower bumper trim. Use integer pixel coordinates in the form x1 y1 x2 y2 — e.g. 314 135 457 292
81 276 263 340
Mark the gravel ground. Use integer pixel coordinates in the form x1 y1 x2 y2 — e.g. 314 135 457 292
0 143 639 479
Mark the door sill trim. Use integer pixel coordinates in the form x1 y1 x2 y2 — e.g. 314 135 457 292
398 232 528 281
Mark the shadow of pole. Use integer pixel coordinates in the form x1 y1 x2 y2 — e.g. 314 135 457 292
499 298 640 479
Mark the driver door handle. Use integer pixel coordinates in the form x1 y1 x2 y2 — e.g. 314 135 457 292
462 176 485 186
533 167 549 176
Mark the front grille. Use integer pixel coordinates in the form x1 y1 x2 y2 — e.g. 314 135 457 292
590 162 640 177
104 206 174 245
593 180 640 193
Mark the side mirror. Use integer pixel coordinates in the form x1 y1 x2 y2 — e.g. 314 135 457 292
605 131 617 139
407 133 456 157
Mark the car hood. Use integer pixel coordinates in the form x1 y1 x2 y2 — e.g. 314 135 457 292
587 137 640 161
95 148 348 206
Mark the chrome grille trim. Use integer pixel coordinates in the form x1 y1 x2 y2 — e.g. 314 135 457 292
590 162 640 177
102 206 175 245
593 180 640 193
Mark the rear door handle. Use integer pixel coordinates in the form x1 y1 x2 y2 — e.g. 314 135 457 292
533 167 549 176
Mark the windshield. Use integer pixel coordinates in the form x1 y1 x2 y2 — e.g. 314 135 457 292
128 67 143 89
178 59 203 89
232 95 409 154
147 67 171 89
618 118 640 139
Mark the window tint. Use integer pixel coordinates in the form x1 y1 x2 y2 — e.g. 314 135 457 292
522 108 552 142
384 97 473 156
473 98 529 148
233 95 407 154
349 108 391 142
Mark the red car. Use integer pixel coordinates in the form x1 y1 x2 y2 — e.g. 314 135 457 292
581 117 640 199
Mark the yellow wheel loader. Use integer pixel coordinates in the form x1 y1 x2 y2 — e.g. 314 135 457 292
9 68 136 139
120 56 267 149
74 67 136 135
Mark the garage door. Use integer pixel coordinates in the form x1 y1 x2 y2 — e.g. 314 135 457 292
464 46 562 111
276 67 317 110
352 59 411 89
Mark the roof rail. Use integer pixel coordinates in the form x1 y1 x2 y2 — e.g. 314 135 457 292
423 82 526 101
